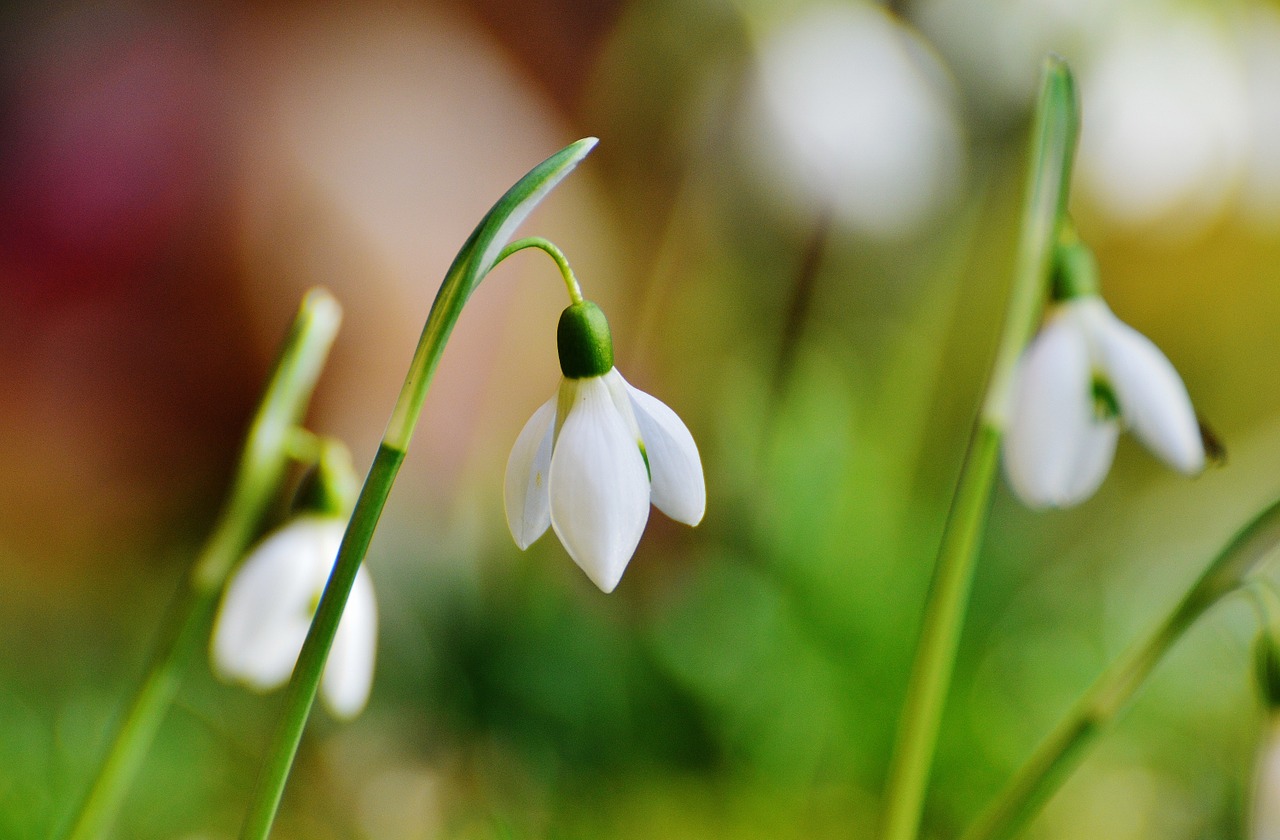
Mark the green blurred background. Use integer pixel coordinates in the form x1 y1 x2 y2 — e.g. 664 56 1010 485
1 0 1279 837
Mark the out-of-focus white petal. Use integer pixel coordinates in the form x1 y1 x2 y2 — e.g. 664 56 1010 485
1077 13 1249 232
748 2 965 237
321 564 378 720
1058 417 1121 507
1003 313 1120 508
1089 305 1205 474
211 518 344 690
503 396 556 549
549 377 650 593
623 378 706 526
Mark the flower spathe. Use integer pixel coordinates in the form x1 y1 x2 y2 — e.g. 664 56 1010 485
210 515 377 720
504 301 705 593
1003 295 1204 509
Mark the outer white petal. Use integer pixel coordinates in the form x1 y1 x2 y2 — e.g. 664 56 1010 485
1003 313 1121 508
1088 305 1205 474
549 376 651 593
621 377 706 526
320 564 378 720
504 396 557 549
211 518 344 691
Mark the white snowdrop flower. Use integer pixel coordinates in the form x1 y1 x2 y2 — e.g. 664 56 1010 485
211 515 377 719
1003 289 1204 509
505 300 705 593
745 2 965 238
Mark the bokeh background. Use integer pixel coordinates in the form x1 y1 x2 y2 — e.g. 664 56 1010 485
2 0 1280 838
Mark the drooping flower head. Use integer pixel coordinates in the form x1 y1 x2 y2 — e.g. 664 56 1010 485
210 515 377 719
505 300 705 593
1002 238 1205 508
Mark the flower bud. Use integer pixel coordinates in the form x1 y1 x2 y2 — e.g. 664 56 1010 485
295 438 358 517
557 300 614 379
1051 239 1100 301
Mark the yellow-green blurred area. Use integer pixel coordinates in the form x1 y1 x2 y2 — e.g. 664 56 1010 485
1 0 1279 837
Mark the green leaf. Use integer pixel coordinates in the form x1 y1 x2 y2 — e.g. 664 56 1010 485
385 137 599 451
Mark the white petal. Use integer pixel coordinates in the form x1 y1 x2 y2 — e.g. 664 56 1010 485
549 377 651 593
320 564 378 720
504 396 556 549
622 377 706 526
1090 307 1205 474
1003 314 1121 508
211 518 344 690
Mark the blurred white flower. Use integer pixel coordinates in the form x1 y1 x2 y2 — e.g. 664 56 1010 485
211 516 377 719
745 2 964 237
1003 296 1204 508
505 365 705 594
1076 13 1250 234
916 0 1111 118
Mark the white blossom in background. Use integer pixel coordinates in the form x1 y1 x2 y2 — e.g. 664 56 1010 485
506 366 705 594
1003 297 1204 508
745 2 964 238
1076 12 1250 234
211 516 377 719
915 0 1111 118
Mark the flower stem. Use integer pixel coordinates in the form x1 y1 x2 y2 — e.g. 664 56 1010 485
961 496 1280 840
56 288 343 840
496 236 583 304
236 138 597 840
877 57 1078 840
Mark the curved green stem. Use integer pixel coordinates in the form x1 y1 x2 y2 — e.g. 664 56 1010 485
56 288 343 840
962 496 1280 840
496 236 583 304
237 137 598 840
878 57 1079 840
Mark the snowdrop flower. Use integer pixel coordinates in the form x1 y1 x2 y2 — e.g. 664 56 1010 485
1002 245 1204 508
505 300 705 593
211 515 377 719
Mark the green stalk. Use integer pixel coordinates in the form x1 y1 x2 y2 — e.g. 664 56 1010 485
237 137 598 840
962 496 1280 840
878 58 1079 840
497 237 583 304
57 289 343 840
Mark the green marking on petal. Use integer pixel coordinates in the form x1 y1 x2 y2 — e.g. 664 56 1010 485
1091 376 1120 421
638 440 651 482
